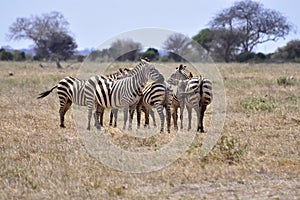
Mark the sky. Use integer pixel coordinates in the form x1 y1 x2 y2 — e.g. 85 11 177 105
0 0 299 53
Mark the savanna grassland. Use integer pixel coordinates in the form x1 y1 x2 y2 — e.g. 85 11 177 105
0 61 299 199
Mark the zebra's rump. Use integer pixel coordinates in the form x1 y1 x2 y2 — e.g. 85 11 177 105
57 76 87 106
200 78 213 106
142 82 168 106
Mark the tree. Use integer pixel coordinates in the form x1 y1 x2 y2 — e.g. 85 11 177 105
193 28 242 62
163 33 191 62
210 0 293 53
192 28 214 54
140 48 160 61
273 40 300 62
8 11 77 68
109 39 142 61
0 49 13 61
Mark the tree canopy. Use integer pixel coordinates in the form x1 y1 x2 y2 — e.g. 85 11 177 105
193 0 293 62
8 11 77 67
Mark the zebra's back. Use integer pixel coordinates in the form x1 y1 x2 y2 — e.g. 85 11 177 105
57 76 87 106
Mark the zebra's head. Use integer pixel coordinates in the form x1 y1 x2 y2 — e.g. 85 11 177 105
166 64 193 85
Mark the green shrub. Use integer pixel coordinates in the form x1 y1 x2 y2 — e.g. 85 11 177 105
277 76 296 86
240 96 277 111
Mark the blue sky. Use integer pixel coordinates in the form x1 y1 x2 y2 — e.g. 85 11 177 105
1 0 298 53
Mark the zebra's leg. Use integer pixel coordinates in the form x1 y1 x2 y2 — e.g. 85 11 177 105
87 105 93 130
172 106 178 131
100 108 104 126
179 103 185 130
113 109 118 128
123 107 128 130
155 104 165 133
128 105 136 130
94 105 103 127
187 106 192 131
194 106 201 132
144 107 150 128
149 108 156 127
109 110 114 126
199 105 207 132
59 99 72 128
110 108 118 127
165 104 171 133
136 105 142 129
94 105 102 130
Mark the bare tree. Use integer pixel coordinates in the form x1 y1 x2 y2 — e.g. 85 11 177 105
163 33 191 62
210 0 293 53
8 11 77 68
109 39 142 61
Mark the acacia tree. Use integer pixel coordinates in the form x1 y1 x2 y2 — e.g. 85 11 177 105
210 0 293 53
8 11 77 68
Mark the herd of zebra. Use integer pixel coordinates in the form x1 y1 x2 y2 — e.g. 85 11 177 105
37 58 213 133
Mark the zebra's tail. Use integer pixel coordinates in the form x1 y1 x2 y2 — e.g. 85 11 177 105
37 85 57 99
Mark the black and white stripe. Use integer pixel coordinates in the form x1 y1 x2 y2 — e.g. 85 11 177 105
133 81 172 133
166 64 193 130
169 75 213 132
37 69 126 128
85 59 164 130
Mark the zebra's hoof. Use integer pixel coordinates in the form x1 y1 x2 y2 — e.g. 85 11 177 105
60 125 66 128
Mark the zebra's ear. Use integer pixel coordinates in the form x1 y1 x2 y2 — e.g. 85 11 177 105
178 64 183 70
183 65 187 69
189 72 193 78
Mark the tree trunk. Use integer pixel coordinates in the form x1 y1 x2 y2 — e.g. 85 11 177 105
55 58 62 69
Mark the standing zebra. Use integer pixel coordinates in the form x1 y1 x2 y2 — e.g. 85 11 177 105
85 59 164 130
168 75 213 132
37 69 126 128
132 81 172 133
166 64 193 130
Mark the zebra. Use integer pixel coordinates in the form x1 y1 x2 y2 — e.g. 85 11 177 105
85 59 164 130
37 69 126 128
131 81 172 133
166 64 193 130
168 74 213 132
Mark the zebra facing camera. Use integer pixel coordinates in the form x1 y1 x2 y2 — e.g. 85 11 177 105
72 28 226 173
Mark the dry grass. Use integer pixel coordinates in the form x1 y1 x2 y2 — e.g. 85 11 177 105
0 61 299 199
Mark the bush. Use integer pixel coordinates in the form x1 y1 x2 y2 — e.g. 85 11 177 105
277 76 296 86
0 49 13 61
236 52 256 62
13 50 26 61
160 55 169 62
240 96 277 111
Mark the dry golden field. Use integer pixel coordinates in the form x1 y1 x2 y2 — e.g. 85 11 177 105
0 61 299 199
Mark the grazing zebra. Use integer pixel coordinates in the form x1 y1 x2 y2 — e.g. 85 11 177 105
85 59 164 130
132 81 172 133
166 64 193 130
37 69 126 128
168 75 213 132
